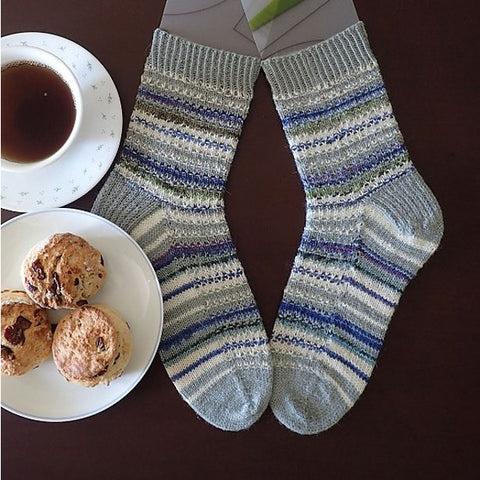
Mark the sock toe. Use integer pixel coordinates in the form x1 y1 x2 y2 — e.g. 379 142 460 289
178 358 272 431
270 360 357 434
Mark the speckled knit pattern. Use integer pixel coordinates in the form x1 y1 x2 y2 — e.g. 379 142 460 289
92 30 272 431
262 22 443 434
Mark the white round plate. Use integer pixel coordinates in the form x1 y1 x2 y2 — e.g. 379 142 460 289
1 209 163 422
1 32 123 212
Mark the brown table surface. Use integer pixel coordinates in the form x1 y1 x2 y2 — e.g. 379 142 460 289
2 1 479 479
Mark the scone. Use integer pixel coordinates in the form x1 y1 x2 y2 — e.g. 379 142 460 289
1 290 53 376
52 305 132 387
22 232 106 309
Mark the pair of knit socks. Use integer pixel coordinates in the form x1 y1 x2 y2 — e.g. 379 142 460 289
92 22 443 434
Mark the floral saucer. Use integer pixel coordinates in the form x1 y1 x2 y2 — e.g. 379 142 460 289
1 32 123 212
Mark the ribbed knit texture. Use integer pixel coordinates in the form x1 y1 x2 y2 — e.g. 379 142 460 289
262 21 443 434
92 30 272 431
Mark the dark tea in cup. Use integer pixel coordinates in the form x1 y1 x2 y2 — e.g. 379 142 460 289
1 46 83 173
2 62 76 162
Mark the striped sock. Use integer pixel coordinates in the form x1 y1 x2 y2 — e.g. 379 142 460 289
262 22 443 434
92 30 272 431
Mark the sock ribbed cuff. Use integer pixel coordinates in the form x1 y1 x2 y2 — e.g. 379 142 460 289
147 29 261 98
262 21 377 98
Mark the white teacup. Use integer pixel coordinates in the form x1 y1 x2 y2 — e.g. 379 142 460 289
1 45 83 173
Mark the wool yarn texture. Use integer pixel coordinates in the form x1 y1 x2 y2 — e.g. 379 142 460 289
262 21 443 434
92 30 272 431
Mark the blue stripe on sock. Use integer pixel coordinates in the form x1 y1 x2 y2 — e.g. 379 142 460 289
280 301 383 351
342 276 397 308
291 264 343 285
358 241 413 282
138 86 244 127
161 305 259 351
322 345 370 382
153 239 236 270
273 333 370 382
171 346 224 382
303 143 407 189
282 83 386 127
312 166 415 208
291 112 394 152
299 238 357 259
162 268 245 302
170 338 267 381
123 145 227 191
131 115 234 153
299 236 413 285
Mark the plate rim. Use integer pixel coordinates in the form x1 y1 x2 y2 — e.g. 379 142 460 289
1 208 163 422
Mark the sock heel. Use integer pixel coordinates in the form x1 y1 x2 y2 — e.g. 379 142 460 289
366 169 444 261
